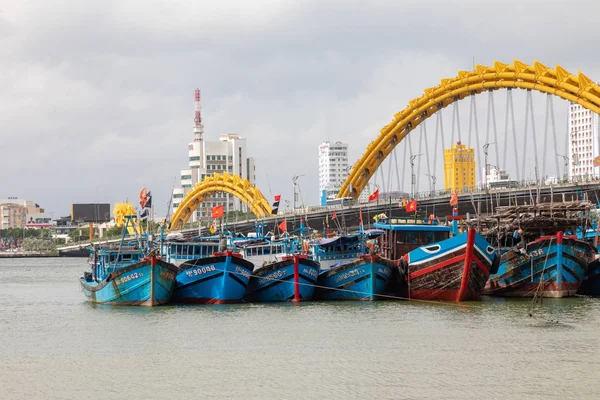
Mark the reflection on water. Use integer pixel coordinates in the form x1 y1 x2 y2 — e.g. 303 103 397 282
0 258 599 400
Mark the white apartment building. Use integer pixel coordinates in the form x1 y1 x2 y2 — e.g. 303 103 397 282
318 141 349 203
172 90 256 222
568 101 600 180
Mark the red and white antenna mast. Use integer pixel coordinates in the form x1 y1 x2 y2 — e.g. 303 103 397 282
193 88 204 142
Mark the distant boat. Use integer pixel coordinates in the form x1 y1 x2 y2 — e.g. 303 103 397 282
311 230 395 301
162 238 255 304
485 232 595 298
80 246 178 306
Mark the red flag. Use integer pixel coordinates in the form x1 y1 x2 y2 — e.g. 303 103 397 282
368 189 379 202
278 219 287 232
449 193 458 206
406 200 417 213
331 212 337 220
594 156 600 167
211 205 224 219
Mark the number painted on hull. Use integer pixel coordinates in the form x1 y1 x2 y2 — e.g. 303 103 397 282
235 266 251 279
116 272 142 285
258 270 287 285
185 265 217 278
160 271 176 280
302 267 318 278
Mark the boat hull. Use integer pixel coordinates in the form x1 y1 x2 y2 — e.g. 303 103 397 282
172 253 255 304
79 257 178 306
314 255 395 301
578 259 600 296
485 233 594 298
245 256 319 302
404 229 496 301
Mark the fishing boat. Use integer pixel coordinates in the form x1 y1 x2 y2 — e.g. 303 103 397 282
485 231 595 298
79 216 178 306
402 229 497 301
242 220 320 302
162 236 255 304
374 215 497 301
578 258 600 296
311 230 395 301
570 224 600 297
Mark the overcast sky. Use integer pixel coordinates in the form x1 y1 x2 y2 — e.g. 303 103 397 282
2 0 600 218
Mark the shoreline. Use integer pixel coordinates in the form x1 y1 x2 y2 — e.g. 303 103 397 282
0 252 59 258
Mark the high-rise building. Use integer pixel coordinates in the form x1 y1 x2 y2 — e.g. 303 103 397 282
443 141 476 193
568 101 600 180
171 90 256 222
318 141 349 204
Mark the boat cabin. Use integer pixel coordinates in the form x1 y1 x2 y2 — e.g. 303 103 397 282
86 245 144 283
374 217 452 261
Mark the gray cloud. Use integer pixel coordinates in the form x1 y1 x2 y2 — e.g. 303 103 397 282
1 0 599 217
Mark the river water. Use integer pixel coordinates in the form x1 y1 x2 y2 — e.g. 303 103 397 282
0 258 599 400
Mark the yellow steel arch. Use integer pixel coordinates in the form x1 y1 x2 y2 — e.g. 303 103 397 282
339 60 600 199
168 172 272 231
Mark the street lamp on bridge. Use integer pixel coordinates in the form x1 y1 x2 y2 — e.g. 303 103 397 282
409 154 423 198
483 142 496 189
425 174 437 196
556 154 569 182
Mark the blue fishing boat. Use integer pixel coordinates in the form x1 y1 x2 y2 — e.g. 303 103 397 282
314 254 395 301
162 237 255 304
80 251 178 306
245 254 320 302
242 219 320 302
79 215 178 306
569 224 600 297
485 231 595 298
311 229 395 301
374 215 497 301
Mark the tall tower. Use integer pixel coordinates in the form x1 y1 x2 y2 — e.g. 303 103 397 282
193 88 204 142
318 141 349 204
568 100 600 180
444 141 476 193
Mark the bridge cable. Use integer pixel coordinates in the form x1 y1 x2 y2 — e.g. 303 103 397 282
542 95 551 181
507 89 521 181
407 129 415 197
490 91 500 169
401 138 407 192
437 109 446 182
564 118 569 179
422 119 433 194
549 96 560 179
378 156 386 197
387 147 393 194
472 94 482 187
521 90 532 182
393 145 401 193
528 90 540 184
416 122 425 194
432 111 441 189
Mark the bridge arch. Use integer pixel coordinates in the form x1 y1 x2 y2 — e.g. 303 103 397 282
168 172 272 231
339 60 600 199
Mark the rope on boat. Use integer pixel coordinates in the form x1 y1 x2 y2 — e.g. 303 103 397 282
527 238 561 323
198 265 480 309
